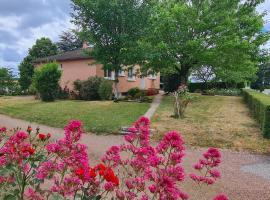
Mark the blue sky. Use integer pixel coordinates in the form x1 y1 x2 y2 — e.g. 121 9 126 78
0 0 269 76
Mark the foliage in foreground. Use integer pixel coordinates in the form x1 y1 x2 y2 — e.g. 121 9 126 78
243 89 270 138
33 63 61 102
0 117 228 200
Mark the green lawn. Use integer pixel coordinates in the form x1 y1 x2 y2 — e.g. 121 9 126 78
152 94 270 153
0 96 150 134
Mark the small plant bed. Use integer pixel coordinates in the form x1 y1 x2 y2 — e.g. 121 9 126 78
152 94 270 153
0 97 150 134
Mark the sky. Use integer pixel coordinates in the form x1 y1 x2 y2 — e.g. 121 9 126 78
0 0 269 76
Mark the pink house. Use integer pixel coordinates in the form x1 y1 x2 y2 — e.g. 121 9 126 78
35 48 160 94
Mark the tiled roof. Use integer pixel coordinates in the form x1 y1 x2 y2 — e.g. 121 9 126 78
34 48 92 63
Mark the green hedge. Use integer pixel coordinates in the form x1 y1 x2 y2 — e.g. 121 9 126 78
188 82 245 93
243 89 270 138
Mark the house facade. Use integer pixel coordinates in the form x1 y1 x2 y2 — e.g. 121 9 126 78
35 48 160 94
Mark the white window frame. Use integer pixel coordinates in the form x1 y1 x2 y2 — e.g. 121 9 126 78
104 70 115 80
127 67 135 81
118 70 125 77
148 73 157 80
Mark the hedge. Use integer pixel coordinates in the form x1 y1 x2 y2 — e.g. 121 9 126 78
243 89 270 138
188 82 245 93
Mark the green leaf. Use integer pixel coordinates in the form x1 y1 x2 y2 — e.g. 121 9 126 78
3 194 16 200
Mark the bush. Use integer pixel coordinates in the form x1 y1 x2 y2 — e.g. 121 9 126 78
127 87 141 98
33 63 61 102
58 86 70 99
162 73 181 92
243 89 270 138
188 82 245 93
98 79 113 100
74 77 103 100
146 88 158 96
204 88 241 96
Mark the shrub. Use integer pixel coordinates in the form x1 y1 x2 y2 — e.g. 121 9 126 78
98 79 113 100
188 82 245 93
33 63 61 101
172 85 192 118
58 86 70 99
147 88 158 96
0 117 227 200
243 89 270 138
162 72 181 92
127 87 141 98
204 88 241 96
74 77 103 100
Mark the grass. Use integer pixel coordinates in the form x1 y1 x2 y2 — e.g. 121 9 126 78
152 94 270 153
0 96 150 134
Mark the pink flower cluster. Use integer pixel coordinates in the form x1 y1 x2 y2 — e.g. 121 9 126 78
190 147 222 186
102 117 187 199
0 118 229 200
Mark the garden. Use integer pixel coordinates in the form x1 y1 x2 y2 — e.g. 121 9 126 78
0 0 270 199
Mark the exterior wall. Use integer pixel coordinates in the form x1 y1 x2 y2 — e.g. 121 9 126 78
36 60 160 93
60 59 97 88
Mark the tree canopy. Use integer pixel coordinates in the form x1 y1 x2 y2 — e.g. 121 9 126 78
19 37 58 91
141 0 270 84
57 29 83 52
71 0 152 96
0 67 15 95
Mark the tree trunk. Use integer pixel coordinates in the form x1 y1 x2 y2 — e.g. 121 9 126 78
113 73 120 99
179 66 189 85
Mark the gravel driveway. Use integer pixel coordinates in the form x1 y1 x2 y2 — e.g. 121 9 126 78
0 114 270 199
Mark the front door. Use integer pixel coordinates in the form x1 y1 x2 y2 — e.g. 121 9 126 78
140 77 146 90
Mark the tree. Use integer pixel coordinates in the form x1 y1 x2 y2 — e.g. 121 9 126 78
19 37 58 91
141 0 270 85
191 66 215 85
251 50 270 90
33 63 61 102
0 67 14 95
71 0 152 97
56 29 83 52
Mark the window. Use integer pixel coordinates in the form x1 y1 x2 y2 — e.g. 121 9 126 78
128 67 135 81
117 70 125 77
104 70 112 79
148 73 157 80
104 70 115 80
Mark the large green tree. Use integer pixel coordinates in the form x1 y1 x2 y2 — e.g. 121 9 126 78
56 29 83 52
141 0 270 85
71 0 152 97
19 37 58 91
0 67 14 95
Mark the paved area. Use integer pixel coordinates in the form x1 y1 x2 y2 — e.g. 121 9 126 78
241 160 270 180
1 114 270 199
144 91 164 119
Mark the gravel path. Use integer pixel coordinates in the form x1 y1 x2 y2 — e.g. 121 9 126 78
1 114 270 199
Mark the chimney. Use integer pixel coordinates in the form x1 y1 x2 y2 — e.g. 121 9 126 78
82 41 89 49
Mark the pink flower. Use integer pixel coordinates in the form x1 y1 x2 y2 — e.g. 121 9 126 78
213 194 229 200
104 182 115 191
64 120 83 142
210 169 221 179
24 188 44 200
0 127 7 133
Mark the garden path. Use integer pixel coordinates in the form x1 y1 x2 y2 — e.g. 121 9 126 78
144 91 164 119
1 113 270 199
